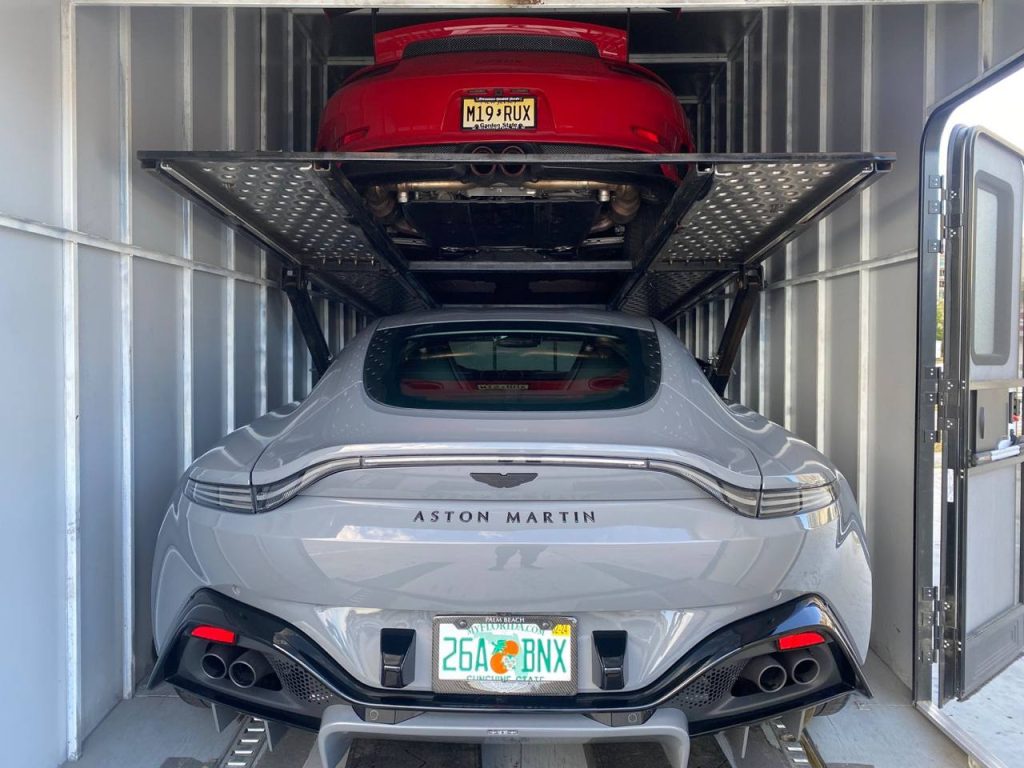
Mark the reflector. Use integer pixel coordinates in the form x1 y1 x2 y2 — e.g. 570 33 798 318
192 625 237 645
777 631 826 651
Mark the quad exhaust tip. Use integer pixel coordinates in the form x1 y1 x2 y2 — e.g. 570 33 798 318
781 650 821 686
228 650 273 689
499 145 526 177
200 644 240 680
469 145 497 178
740 655 787 694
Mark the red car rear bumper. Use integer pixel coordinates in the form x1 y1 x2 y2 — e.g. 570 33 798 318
317 51 694 157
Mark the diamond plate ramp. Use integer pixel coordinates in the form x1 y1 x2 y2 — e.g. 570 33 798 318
139 151 891 319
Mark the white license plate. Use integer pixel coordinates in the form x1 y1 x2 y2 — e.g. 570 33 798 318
461 96 536 131
432 615 576 695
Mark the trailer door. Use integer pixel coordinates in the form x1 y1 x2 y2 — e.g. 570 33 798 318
940 125 1024 703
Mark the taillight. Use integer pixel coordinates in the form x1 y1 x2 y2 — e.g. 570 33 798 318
183 479 254 513
341 127 369 145
758 479 838 518
632 126 662 145
777 631 827 651
648 462 839 519
192 625 237 644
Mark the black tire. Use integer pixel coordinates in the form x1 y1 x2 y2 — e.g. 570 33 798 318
174 686 210 709
813 693 851 717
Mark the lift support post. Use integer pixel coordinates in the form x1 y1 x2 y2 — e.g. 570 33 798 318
708 268 763 396
283 267 333 381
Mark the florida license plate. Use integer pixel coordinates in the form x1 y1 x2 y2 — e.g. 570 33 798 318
461 96 536 131
432 615 576 695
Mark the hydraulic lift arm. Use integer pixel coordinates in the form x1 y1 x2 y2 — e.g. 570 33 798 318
283 267 333 381
708 268 763 397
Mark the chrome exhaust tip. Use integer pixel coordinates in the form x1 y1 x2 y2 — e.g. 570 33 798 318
740 655 787 693
228 650 272 689
782 650 821 686
200 644 240 680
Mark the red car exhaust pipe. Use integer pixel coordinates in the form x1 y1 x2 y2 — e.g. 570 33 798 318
200 644 241 680
740 655 787 693
499 145 526 178
469 145 497 178
781 650 821 686
228 650 273 689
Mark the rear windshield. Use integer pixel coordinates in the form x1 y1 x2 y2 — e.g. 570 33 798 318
365 321 661 412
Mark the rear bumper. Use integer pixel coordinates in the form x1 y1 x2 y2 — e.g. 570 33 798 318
319 704 691 768
150 589 869 737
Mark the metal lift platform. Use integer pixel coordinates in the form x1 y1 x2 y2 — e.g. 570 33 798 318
139 150 891 388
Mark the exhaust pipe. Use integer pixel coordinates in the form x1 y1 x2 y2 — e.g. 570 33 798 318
499 145 526 178
365 185 395 219
228 650 273 689
740 656 787 693
781 650 821 686
469 146 497 178
200 644 241 680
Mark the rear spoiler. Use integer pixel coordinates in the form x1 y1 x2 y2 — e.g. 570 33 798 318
373 17 629 65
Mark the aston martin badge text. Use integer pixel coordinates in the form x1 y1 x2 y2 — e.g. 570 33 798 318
413 510 596 524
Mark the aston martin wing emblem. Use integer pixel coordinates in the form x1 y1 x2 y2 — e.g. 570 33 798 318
470 472 539 489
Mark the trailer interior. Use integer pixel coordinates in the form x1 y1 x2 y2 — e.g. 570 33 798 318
2 2 1024 768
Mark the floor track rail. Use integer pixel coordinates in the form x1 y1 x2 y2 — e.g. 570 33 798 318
217 716 271 768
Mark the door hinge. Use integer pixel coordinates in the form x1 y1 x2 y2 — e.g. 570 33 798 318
919 586 958 663
919 586 942 662
926 176 947 254
923 367 951 443
946 187 962 233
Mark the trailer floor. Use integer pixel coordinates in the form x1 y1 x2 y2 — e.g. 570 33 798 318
806 653 967 768
938 652 1024 767
66 653 966 768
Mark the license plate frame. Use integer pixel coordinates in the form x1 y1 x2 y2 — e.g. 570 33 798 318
431 614 577 696
461 96 537 131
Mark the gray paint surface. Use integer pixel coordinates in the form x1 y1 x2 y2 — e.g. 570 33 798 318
152 313 872 702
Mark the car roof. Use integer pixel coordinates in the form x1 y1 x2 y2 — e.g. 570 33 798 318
374 308 657 332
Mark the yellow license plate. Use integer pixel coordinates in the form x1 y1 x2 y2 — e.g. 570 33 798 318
461 96 536 131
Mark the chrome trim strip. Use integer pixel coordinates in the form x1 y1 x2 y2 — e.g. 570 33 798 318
361 454 649 470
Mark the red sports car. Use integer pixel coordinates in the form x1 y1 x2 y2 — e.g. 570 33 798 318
317 18 694 288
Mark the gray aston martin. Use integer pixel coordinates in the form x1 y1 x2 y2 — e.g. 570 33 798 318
150 309 871 768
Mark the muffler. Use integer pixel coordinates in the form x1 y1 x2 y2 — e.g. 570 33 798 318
365 185 395 219
739 656 787 693
781 650 821 686
610 185 641 224
200 644 241 680
228 650 273 689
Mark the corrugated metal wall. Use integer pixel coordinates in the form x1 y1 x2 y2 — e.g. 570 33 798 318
1 2 1023 767
1 4 362 763
677 1 1024 690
